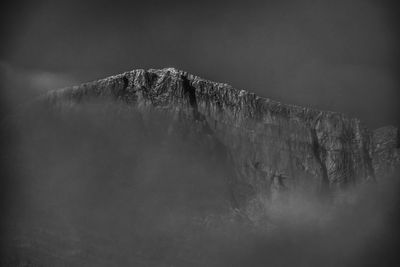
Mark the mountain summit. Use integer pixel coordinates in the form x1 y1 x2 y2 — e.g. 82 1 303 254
46 67 399 205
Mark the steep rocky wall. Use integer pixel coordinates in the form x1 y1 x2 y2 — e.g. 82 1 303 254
45 68 398 205
372 125 400 177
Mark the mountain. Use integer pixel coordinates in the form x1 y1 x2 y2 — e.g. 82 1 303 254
45 67 399 206
3 67 400 266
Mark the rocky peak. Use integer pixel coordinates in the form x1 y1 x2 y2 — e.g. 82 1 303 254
45 68 399 205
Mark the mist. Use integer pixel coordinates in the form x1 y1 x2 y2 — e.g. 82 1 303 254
1 101 399 266
1 0 399 266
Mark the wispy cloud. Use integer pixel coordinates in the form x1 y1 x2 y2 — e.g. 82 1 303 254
0 61 79 107
1 61 79 92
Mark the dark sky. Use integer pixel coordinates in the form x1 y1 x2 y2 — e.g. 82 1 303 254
1 0 399 128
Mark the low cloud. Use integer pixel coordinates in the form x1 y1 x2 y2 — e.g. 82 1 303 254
0 61 79 107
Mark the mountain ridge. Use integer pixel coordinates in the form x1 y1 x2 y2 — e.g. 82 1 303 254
49 67 355 118
45 67 400 206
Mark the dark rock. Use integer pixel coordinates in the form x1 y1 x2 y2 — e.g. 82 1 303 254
44 67 399 206
372 125 400 177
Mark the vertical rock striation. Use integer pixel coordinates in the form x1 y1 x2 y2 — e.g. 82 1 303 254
45 67 399 206
372 125 400 178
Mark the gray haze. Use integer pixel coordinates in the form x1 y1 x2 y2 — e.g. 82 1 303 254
1 2 400 264
1 103 399 266
1 0 399 127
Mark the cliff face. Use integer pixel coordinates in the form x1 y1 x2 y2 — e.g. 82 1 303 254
46 68 399 206
372 125 400 178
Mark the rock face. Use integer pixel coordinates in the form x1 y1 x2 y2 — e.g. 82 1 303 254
372 125 400 178
45 68 399 206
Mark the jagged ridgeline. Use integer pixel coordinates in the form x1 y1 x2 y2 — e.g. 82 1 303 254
45 68 399 206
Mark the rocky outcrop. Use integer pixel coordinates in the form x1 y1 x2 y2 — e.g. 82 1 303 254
45 68 399 206
372 125 400 178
